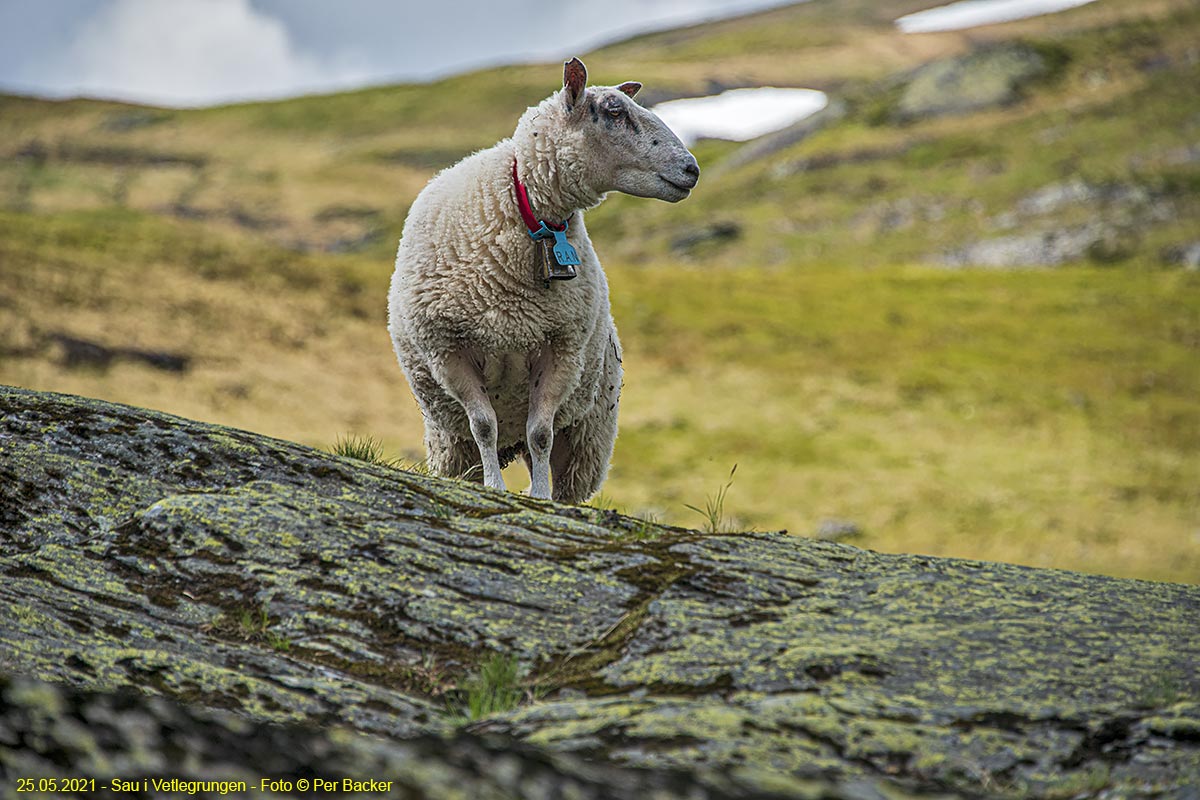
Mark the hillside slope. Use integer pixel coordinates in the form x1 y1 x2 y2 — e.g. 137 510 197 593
1 0 1197 581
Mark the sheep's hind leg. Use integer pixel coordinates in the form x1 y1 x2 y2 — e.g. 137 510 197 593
438 351 505 491
550 387 619 505
549 427 602 504
526 345 581 500
424 424 484 483
550 333 621 505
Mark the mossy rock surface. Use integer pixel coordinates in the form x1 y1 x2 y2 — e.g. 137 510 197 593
2 385 1198 798
0 675 790 800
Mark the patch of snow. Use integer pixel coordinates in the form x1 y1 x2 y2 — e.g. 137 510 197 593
652 87 828 146
896 0 1097 33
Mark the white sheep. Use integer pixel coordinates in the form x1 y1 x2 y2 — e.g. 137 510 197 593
388 57 699 503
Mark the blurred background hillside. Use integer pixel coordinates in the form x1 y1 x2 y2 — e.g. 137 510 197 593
1 0 1197 582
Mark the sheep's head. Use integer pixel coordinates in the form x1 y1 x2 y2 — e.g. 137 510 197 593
557 57 699 203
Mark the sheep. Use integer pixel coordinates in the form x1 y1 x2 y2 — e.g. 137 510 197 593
387 57 699 503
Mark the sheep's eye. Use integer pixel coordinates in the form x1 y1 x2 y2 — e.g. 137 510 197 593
606 105 623 118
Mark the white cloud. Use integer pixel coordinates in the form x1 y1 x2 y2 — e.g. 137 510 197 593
896 0 1097 34
51 0 368 106
3 0 806 106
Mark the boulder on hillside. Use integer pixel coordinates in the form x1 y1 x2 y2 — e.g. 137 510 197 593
894 43 1062 122
1 385 1198 798
939 224 1136 268
1162 241 1200 270
0 674 783 800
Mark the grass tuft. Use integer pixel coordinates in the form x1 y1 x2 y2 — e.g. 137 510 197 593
685 464 738 534
447 654 527 723
629 512 662 541
330 434 394 467
397 457 433 476
587 492 618 513
1134 672 1188 709
206 603 291 651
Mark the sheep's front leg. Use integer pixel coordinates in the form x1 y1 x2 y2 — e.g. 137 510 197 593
527 344 580 500
439 351 505 491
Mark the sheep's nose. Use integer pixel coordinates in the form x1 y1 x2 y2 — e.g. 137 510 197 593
677 158 699 189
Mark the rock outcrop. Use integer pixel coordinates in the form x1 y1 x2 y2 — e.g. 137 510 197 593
2 385 1198 798
0 675 776 800
893 44 1060 122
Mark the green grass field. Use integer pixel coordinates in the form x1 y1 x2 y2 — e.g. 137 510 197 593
2 0 1197 582
604 263 1198 582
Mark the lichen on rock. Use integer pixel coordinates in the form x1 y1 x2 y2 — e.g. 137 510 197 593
1 385 1198 798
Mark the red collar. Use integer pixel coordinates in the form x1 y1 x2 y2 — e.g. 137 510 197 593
512 159 567 233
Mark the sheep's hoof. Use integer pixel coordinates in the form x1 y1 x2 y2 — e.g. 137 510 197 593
524 484 552 500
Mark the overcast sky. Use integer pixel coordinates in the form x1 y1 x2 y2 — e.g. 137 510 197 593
0 0 799 107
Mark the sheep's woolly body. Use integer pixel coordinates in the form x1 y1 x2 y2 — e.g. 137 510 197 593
389 63 696 503
389 90 621 502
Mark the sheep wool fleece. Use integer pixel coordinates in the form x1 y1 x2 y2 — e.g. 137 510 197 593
388 59 700 503
387 93 623 503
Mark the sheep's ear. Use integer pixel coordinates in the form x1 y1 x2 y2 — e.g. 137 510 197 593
617 82 642 99
563 57 587 110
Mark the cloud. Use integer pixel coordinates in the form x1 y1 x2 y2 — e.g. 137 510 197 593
50 0 368 106
249 0 799 85
4 0 801 107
